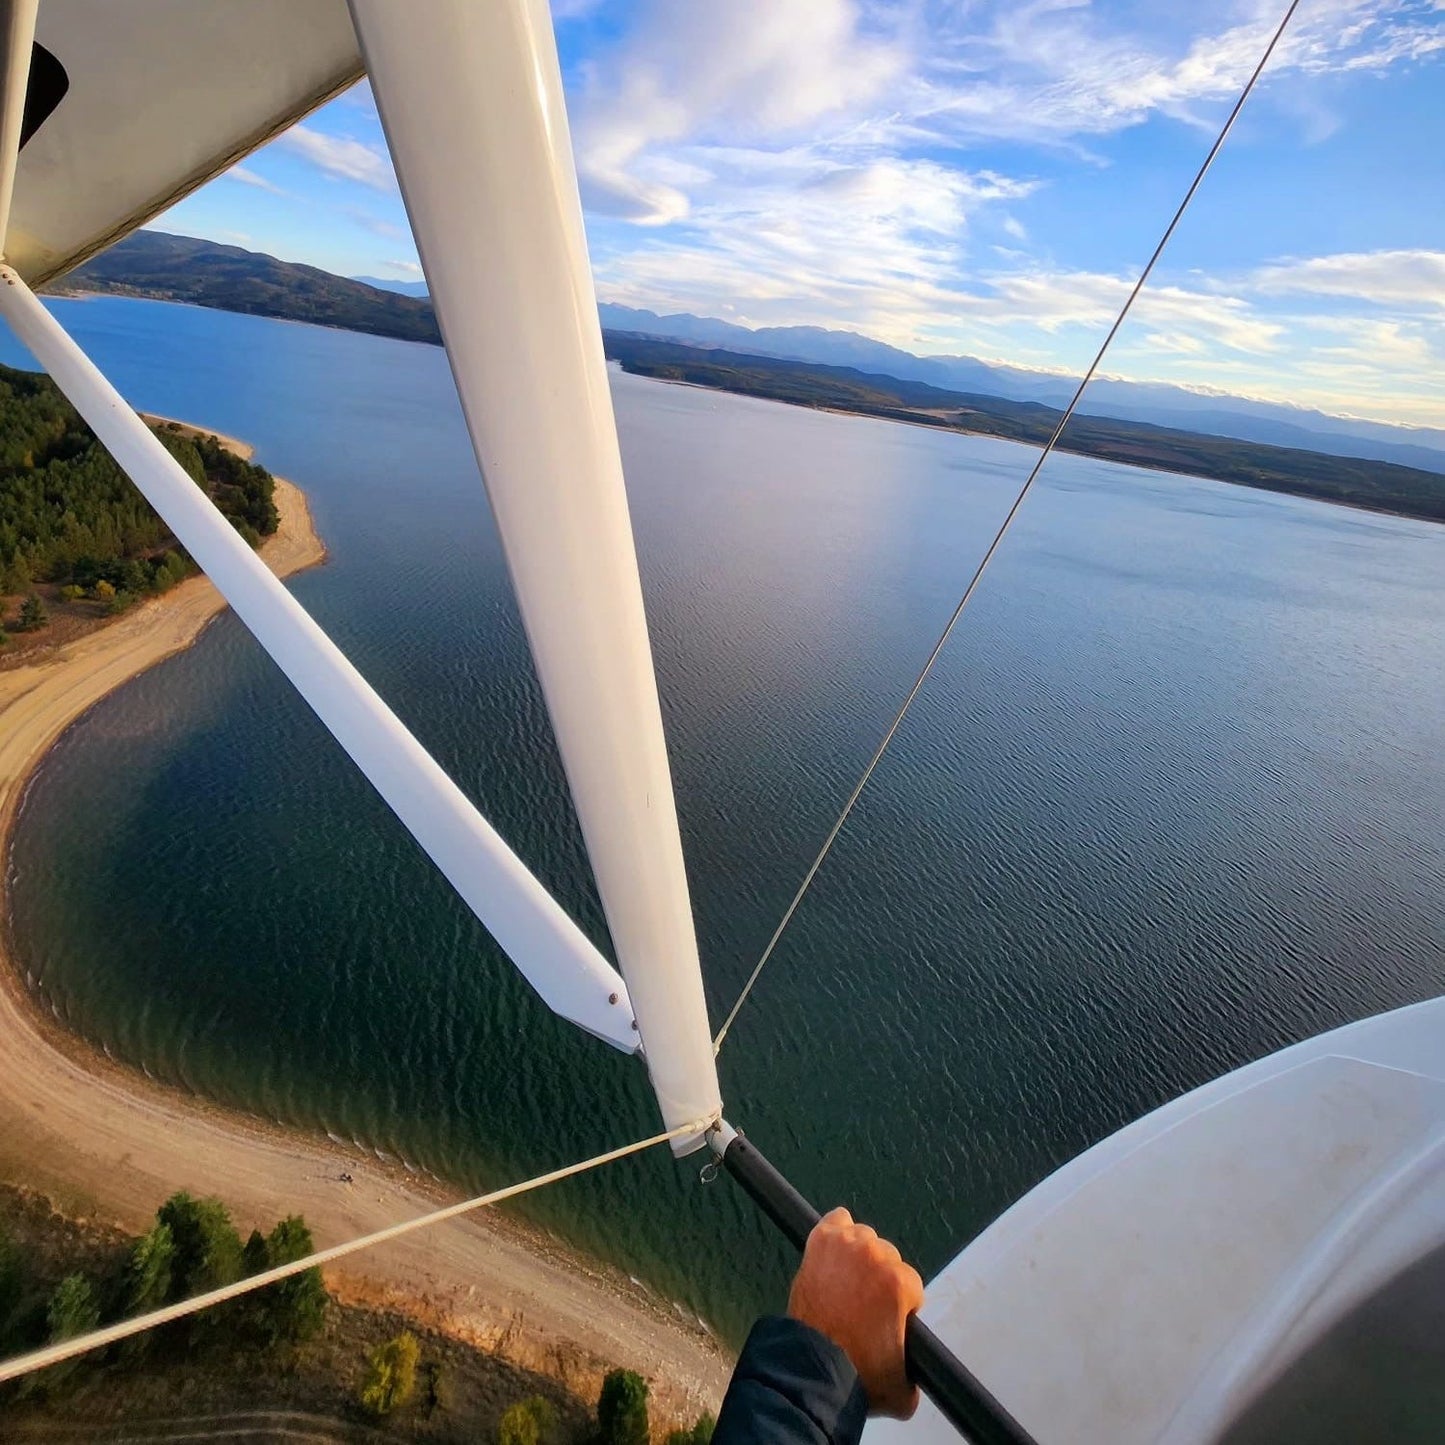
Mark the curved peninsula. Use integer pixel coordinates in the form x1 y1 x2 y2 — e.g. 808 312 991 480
0 410 730 1425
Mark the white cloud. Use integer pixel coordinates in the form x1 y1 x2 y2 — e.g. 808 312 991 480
227 166 289 198
1250 249 1445 310
909 0 1445 146
1140 331 1209 357
596 153 1040 343
972 268 1287 354
600 243 1281 361
572 0 1445 331
577 1 1049 340
574 0 1445 227
1307 318 1438 369
341 206 407 242
995 252 1445 425
237 1 1439 427
279 125 395 191
575 0 906 223
384 259 425 279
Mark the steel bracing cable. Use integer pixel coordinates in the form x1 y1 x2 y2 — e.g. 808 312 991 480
713 0 1303 1054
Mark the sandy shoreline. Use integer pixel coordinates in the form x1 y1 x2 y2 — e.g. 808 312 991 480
0 423 731 1419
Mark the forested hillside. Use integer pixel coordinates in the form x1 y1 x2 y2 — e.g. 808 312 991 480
0 361 276 624
65 231 441 346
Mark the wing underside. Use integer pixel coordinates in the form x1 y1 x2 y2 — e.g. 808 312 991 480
9 0 361 288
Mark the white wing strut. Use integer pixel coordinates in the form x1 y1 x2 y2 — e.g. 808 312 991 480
348 0 723 1150
0 266 638 1055
0 0 37 248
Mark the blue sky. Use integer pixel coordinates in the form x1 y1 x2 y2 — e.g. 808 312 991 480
158 0 1444 428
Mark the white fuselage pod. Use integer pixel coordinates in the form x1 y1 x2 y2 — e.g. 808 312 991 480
868 996 1445 1444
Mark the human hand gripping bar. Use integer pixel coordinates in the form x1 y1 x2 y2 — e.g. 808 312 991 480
713 1127 1038 1445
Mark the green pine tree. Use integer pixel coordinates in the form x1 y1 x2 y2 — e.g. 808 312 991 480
116 1221 175 1362
359 1330 420 1418
499 1395 557 1445
246 1215 326 1346
156 1192 243 1300
34 1273 100 1391
16 592 46 631
666 1413 716 1445
155 1192 242 1343
597 1369 650 1445
125 1220 176 1315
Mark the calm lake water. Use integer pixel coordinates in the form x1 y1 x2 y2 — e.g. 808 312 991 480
2 298 1443 1344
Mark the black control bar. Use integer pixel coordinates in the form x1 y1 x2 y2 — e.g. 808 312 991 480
717 1130 1038 1445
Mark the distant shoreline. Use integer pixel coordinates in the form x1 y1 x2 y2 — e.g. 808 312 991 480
47 290 443 350
799 401 1433 527
0 417 729 1421
602 335 1445 526
638 373 1437 528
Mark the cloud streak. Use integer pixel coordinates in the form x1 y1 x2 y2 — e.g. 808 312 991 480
1250 249 1445 310
227 166 290 198
279 125 395 192
574 0 906 224
574 0 1445 226
900 0 1445 146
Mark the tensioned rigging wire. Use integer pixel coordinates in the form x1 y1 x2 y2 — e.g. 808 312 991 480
3 0 1300 1394
712 0 1303 1055
0 1117 706 1386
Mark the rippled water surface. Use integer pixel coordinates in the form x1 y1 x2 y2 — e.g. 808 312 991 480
3 299 1442 1343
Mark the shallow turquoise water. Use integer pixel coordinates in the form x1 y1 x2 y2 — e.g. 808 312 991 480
3 298 1443 1345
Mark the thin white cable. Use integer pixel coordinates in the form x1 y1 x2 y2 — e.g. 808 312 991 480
0 1117 707 1386
712 0 1303 1055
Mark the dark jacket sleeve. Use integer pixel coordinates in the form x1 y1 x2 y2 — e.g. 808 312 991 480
713 1315 870 1445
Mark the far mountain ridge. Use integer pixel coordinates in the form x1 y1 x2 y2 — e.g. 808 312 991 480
351 274 430 298
599 303 1445 476
600 303 1067 402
